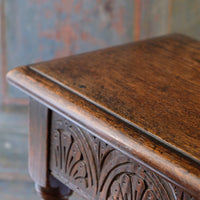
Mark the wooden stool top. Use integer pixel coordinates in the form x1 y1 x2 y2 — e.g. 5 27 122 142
7 34 200 195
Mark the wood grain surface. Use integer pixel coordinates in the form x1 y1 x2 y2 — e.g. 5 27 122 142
29 98 50 187
30 34 200 161
7 34 200 197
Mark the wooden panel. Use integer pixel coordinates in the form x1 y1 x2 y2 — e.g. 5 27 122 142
50 112 197 199
3 0 134 101
171 0 200 40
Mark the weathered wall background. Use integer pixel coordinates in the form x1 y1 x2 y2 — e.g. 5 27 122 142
0 1 199 199
0 0 200 106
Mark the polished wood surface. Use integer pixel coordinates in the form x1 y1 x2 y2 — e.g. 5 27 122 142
29 33 200 162
29 99 73 199
7 34 200 198
29 98 49 187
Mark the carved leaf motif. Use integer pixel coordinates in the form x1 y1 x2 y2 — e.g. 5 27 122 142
71 161 88 187
51 123 90 189
142 189 156 200
67 142 81 174
131 175 146 199
53 130 61 169
109 174 132 200
172 185 195 200
61 132 72 173
92 136 113 171
120 174 132 200
50 113 196 200
107 173 158 200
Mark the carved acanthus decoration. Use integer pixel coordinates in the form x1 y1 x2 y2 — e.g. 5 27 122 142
50 112 196 200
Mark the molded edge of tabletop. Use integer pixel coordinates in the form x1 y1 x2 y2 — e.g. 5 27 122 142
6 65 200 197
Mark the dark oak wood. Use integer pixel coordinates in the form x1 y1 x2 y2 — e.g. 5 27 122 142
7 34 200 199
29 33 200 162
50 111 196 200
29 98 49 187
29 98 73 199
35 175 72 200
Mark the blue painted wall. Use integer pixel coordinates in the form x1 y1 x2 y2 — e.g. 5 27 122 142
4 0 133 99
1 0 200 104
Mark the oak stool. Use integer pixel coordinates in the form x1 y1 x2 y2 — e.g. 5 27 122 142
7 34 200 200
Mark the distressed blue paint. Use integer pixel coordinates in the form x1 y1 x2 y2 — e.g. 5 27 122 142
140 0 170 40
6 0 61 65
5 0 134 99
171 0 200 40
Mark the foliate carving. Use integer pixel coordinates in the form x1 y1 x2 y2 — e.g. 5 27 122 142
108 173 152 200
53 129 89 188
171 185 195 200
50 112 196 200
107 172 169 200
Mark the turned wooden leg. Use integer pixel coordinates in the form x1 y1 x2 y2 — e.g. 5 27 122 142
35 175 73 200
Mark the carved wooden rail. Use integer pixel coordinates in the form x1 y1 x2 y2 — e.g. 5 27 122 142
50 111 195 200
